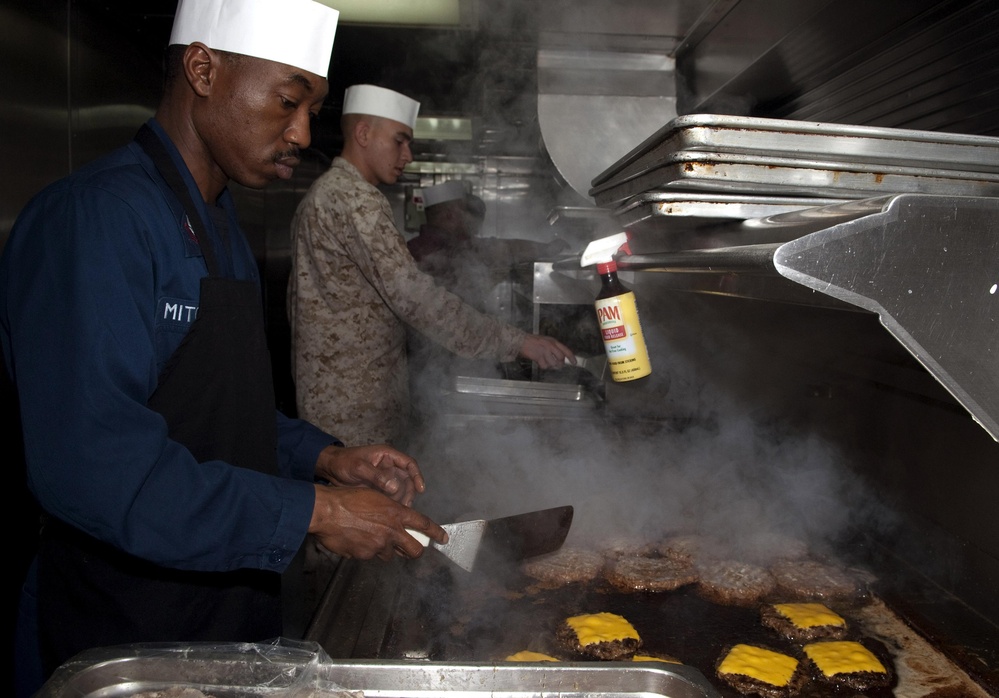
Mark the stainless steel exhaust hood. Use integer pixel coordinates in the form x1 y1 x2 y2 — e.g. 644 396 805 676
532 0 999 442
537 47 677 203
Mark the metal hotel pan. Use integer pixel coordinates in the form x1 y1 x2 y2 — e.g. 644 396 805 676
589 151 999 206
37 645 722 697
452 375 589 402
591 113 999 189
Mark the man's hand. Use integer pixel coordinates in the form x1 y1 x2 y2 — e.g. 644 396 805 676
309 485 447 561
315 443 425 505
518 334 576 370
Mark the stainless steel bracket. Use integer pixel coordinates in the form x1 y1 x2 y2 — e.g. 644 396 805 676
774 194 999 441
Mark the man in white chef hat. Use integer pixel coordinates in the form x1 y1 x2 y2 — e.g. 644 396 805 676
9 2 448 694
287 83 576 450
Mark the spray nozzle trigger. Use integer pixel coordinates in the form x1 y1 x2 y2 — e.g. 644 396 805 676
580 232 631 268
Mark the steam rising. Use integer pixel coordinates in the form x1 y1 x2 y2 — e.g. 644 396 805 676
407 286 895 567
397 3 899 570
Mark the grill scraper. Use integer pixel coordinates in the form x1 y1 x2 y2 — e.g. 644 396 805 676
407 520 487 572
407 505 573 572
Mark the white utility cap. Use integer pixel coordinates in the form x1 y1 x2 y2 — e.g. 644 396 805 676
169 0 339 78
422 180 467 208
343 84 420 129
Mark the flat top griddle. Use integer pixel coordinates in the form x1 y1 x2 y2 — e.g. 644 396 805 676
307 541 995 698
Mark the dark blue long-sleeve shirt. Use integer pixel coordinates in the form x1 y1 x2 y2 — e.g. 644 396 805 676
0 119 334 573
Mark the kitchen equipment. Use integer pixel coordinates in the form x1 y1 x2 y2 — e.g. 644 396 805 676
408 505 574 572
446 374 604 422
305 530 996 697
37 641 722 698
597 194 999 442
589 151 999 206
453 375 589 402
613 192 843 225
568 352 609 381
592 113 999 190
406 520 486 572
480 504 575 562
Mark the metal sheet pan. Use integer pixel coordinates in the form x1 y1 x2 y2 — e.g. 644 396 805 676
591 114 999 189
38 650 722 697
590 151 999 206
612 192 843 224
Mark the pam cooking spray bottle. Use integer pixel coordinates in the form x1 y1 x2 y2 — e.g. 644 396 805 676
581 232 651 382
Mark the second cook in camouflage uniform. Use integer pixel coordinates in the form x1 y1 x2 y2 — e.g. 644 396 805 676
288 84 575 447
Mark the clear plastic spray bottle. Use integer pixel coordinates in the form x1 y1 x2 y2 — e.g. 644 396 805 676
580 232 651 382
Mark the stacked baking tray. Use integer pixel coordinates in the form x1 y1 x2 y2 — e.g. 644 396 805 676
589 114 999 218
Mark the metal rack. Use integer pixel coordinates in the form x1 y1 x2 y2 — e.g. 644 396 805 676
560 193 999 441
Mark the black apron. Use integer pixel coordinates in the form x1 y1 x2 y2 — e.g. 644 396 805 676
38 125 283 675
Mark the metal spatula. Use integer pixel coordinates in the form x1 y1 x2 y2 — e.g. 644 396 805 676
407 505 574 572
407 520 487 572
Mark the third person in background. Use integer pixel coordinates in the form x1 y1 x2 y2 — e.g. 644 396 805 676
408 179 569 311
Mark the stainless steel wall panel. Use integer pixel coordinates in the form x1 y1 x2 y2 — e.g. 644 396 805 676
0 1 161 245
677 0 999 137
0 4 71 244
775 1 999 133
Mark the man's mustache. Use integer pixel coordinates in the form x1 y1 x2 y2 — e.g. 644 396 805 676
274 147 301 162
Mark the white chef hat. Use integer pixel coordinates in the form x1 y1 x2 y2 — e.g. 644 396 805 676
343 84 420 129
422 180 468 208
169 0 339 78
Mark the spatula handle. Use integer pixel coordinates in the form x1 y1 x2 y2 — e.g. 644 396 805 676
405 528 430 547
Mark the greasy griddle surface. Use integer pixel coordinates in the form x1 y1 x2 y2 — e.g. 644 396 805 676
383 557 897 698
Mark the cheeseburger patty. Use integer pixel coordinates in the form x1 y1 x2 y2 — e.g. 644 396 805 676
605 554 698 593
716 643 806 698
760 602 848 642
695 559 776 606
555 612 642 660
522 547 605 586
770 560 866 601
803 640 892 691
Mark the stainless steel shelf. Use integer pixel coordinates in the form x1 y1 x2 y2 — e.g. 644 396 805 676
558 193 999 441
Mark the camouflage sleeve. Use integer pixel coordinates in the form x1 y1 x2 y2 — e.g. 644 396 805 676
345 188 527 361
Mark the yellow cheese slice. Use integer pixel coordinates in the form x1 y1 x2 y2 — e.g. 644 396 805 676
566 612 640 646
633 654 681 663
505 650 558 662
804 641 886 676
718 644 799 687
773 602 846 629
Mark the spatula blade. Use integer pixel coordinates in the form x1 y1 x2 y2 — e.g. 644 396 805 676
407 520 486 572
481 505 574 562
436 520 486 571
